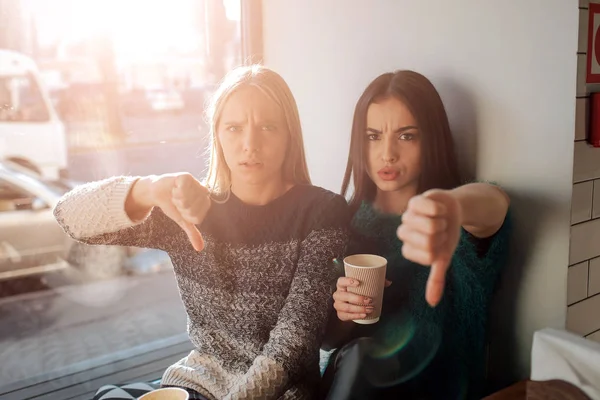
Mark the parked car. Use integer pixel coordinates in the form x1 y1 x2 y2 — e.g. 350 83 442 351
0 50 68 180
0 161 127 282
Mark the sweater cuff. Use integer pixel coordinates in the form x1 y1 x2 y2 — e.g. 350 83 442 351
223 356 288 400
107 176 151 230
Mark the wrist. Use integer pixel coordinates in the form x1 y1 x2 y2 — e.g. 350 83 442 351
128 176 157 216
447 187 466 226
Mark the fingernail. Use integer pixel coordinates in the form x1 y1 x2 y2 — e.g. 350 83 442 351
364 298 372 304
360 314 367 318
352 280 359 286
428 296 439 307
366 307 374 313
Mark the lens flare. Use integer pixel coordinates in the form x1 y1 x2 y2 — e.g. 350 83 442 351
369 317 416 359
360 314 443 388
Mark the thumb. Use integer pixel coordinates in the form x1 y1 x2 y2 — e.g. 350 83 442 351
179 221 205 252
426 258 449 307
164 198 205 252
421 189 446 201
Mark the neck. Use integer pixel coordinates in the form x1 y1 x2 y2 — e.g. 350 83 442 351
231 176 292 205
373 183 418 215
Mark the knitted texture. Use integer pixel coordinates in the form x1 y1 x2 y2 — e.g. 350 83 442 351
348 201 511 399
54 177 350 400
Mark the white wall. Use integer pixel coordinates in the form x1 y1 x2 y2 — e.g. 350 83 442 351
566 1 600 344
262 0 578 386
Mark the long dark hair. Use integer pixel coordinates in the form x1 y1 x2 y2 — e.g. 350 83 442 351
341 70 462 212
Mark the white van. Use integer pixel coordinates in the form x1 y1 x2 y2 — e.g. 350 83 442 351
0 50 68 180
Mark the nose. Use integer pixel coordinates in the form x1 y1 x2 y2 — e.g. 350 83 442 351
382 136 399 163
243 126 261 153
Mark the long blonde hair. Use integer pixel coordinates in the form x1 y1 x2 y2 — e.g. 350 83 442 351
204 65 311 197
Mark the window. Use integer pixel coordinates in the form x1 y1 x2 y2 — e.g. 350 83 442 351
0 173 67 282
0 74 50 122
0 178 32 211
0 0 262 396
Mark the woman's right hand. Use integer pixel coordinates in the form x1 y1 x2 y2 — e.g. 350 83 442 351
126 173 211 251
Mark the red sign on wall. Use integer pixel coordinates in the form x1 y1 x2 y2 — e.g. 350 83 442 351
588 4 600 83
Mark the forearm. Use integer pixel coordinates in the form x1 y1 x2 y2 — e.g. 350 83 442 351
225 298 329 399
262 229 347 364
226 197 349 398
54 176 142 240
449 183 510 238
54 176 175 250
223 355 289 400
125 175 156 221
234 229 346 398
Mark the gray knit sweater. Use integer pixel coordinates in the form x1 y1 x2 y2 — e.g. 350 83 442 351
53 176 350 400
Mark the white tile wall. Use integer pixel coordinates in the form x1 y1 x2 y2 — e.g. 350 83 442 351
570 218 600 264
580 8 589 53
577 54 587 97
568 261 589 304
572 181 593 223
575 98 588 141
568 1 600 341
593 181 600 218
587 330 600 343
589 256 600 295
573 141 600 182
566 294 600 335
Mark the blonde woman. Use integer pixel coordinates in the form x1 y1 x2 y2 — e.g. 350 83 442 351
55 65 350 400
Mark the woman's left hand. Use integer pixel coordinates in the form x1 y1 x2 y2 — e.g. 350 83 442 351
396 189 462 307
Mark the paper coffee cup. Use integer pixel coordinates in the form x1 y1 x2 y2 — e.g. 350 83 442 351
138 388 190 400
344 254 387 324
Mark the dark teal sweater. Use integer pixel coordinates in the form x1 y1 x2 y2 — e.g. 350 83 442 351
348 202 511 399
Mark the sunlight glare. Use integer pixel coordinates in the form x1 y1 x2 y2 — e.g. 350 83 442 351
54 0 199 62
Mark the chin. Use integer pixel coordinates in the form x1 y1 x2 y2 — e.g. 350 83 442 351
374 180 404 192
238 176 266 186
374 177 420 193
234 171 272 186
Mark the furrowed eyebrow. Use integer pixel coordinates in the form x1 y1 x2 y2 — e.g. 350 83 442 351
395 125 418 133
366 125 419 134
